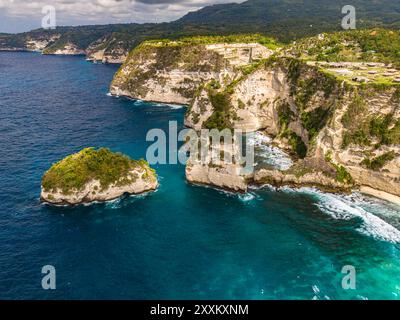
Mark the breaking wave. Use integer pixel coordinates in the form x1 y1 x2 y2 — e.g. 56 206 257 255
281 187 400 244
164 103 185 109
238 192 260 202
248 132 293 170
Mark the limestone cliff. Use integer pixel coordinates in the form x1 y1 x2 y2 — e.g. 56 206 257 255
0 33 61 52
195 56 399 197
43 42 86 55
109 33 400 199
26 35 61 52
85 35 132 64
110 39 274 104
0 31 129 62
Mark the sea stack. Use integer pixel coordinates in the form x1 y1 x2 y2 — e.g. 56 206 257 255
41 147 158 205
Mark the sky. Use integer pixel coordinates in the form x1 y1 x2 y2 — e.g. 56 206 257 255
0 0 240 33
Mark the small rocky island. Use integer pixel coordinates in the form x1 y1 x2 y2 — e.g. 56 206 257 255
41 148 158 205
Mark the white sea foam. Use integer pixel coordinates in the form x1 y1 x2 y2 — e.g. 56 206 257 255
247 131 272 145
249 183 277 192
346 192 400 220
190 182 259 203
106 92 112 97
282 187 400 244
238 193 258 202
163 103 185 109
105 190 157 209
133 99 145 105
130 99 185 109
248 132 293 170
104 197 122 209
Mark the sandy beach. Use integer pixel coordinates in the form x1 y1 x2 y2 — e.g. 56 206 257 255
360 186 400 206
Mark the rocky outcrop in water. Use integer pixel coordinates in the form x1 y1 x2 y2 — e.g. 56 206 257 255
41 148 158 205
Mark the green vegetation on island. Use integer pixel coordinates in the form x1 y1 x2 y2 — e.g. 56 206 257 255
42 148 156 194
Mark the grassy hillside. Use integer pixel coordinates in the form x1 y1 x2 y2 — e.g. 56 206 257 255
2 0 400 55
143 34 279 48
178 0 400 41
287 29 400 66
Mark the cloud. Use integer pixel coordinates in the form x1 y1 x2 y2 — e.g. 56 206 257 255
0 0 239 32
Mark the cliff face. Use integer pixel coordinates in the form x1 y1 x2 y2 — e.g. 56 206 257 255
109 35 400 199
0 33 61 52
86 46 127 64
41 168 158 205
315 84 400 197
214 57 400 197
185 65 290 132
0 30 129 62
26 35 61 52
44 42 86 55
110 41 273 104
186 163 250 192
85 35 132 63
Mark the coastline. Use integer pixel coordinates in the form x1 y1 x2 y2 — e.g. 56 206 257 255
40 188 157 206
110 91 400 208
109 91 189 107
359 186 400 206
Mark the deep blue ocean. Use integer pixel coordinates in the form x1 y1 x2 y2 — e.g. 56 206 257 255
0 52 399 300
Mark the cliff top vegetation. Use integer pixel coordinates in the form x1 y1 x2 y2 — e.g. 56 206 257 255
42 148 155 194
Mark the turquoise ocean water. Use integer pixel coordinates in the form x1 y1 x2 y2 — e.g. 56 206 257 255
0 52 399 299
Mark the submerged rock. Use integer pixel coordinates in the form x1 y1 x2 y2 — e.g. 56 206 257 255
41 148 158 205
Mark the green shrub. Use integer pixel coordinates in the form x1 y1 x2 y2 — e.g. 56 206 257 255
385 120 400 145
204 111 233 131
370 114 392 138
344 128 371 148
325 150 333 162
324 151 353 184
42 148 154 194
334 164 353 184
371 116 400 146
204 90 234 130
301 107 332 141
144 34 280 50
341 95 366 130
237 99 246 109
361 151 396 170
277 102 295 129
240 61 263 75
208 79 221 90
286 132 307 158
